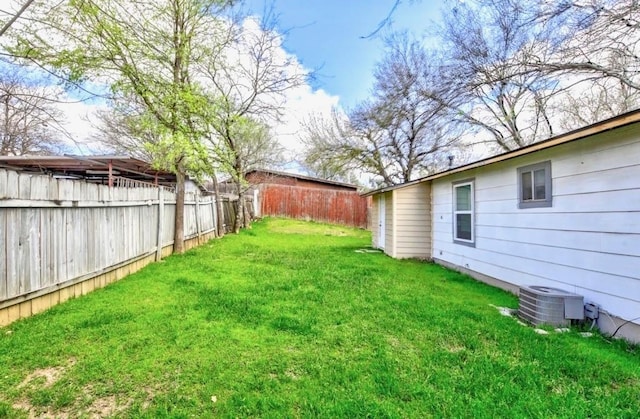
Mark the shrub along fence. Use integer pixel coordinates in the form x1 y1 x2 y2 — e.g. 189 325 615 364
257 184 370 228
0 168 231 326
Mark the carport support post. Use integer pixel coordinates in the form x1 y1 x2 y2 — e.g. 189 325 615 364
108 161 113 187
156 189 165 261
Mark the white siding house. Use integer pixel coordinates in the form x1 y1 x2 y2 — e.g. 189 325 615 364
365 110 640 343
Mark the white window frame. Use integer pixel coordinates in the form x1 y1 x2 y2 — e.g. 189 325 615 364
453 179 475 246
517 161 552 209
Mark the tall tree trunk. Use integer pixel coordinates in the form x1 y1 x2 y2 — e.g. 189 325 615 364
232 160 244 234
242 193 251 229
211 172 225 237
233 186 243 234
173 168 186 253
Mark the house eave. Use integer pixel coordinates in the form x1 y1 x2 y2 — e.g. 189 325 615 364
363 108 640 197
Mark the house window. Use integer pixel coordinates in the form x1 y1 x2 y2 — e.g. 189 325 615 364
517 161 552 209
453 180 474 245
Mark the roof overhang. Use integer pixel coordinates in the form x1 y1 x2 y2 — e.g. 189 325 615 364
363 109 640 197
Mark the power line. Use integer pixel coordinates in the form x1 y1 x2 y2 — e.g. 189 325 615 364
361 0 401 39
0 0 36 38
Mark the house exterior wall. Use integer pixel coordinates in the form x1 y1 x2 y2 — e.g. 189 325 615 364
394 182 431 259
431 124 640 338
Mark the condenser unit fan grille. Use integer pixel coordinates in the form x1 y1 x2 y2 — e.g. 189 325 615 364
518 286 584 327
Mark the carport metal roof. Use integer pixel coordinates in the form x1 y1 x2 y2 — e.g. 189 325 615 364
0 155 177 187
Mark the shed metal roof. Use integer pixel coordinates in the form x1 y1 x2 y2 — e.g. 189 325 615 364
244 169 359 190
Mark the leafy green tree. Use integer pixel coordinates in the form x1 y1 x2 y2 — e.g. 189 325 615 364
207 114 282 232
198 15 306 231
6 0 234 253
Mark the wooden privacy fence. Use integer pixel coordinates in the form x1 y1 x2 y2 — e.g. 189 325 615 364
258 184 370 228
0 168 225 326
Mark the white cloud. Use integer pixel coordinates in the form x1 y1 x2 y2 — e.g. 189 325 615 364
274 85 340 155
57 83 340 159
204 15 342 158
55 100 107 155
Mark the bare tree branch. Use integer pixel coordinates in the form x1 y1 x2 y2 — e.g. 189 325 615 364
0 67 66 155
304 34 462 186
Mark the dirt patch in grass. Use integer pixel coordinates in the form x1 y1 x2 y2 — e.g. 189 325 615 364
387 336 401 347
86 393 131 418
11 361 148 419
12 399 71 419
444 343 465 353
17 358 76 390
285 369 301 380
13 384 138 419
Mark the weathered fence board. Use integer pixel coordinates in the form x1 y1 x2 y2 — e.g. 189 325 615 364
258 184 370 228
5 209 19 297
0 169 226 312
0 210 5 300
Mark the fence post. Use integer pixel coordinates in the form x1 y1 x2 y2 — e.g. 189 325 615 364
211 196 218 237
194 193 201 243
155 189 164 261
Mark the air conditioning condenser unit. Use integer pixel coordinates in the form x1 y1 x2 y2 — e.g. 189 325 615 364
518 285 584 327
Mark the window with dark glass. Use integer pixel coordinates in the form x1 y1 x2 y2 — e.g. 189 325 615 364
518 161 552 209
453 180 474 244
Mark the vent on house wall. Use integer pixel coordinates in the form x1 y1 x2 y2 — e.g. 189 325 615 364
518 286 584 326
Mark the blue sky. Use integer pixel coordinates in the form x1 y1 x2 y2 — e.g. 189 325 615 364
5 1 446 154
243 0 444 109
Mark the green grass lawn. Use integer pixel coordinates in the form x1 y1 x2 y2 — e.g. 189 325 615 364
1 218 639 418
